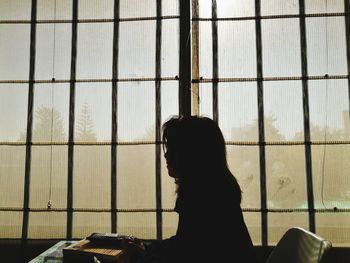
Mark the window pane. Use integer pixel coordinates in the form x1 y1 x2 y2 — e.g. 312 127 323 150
162 0 179 16
73 146 111 209
266 146 307 209
73 212 110 239
75 83 111 142
262 19 301 77
79 0 114 19
268 213 309 245
163 212 178 239
264 81 304 141
0 212 23 238
32 84 69 142
217 0 255 17
261 0 299 15
305 0 344 14
76 23 113 79
316 213 350 247
0 0 31 20
218 21 256 78
30 146 67 209
161 81 179 125
120 0 156 18
244 212 261 245
118 212 156 239
162 20 179 77
35 24 72 80
118 82 155 142
306 17 347 76
119 21 156 78
199 83 213 118
0 25 30 80
0 84 28 141
227 145 260 208
218 82 258 141
309 80 350 141
117 145 156 209
199 22 212 78
0 146 26 207
37 0 72 20
28 212 66 239
312 145 350 209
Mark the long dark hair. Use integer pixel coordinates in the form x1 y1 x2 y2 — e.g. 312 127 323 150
162 115 242 203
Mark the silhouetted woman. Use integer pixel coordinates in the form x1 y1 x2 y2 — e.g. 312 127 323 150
125 116 257 263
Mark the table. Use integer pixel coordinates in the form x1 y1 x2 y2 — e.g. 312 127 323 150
29 240 77 263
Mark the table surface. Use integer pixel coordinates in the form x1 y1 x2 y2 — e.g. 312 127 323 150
28 240 77 263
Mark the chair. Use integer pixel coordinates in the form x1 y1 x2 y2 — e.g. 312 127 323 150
266 227 332 263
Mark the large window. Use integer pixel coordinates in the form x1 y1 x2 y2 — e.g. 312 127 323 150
0 0 349 247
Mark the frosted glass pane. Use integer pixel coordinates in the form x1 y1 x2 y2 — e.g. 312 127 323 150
117 145 155 209
243 212 261 245
0 212 23 238
120 0 156 18
32 84 69 142
306 17 347 76
227 146 260 208
0 0 31 20
79 0 114 19
118 82 155 142
75 83 111 142
316 213 350 247
262 19 301 77
119 21 156 78
0 25 30 80
30 146 68 209
309 80 350 141
218 21 256 78
312 145 350 209
162 0 179 16
218 82 258 141
268 213 309 245
28 212 66 238
37 0 72 20
76 23 113 79
73 146 111 209
261 0 299 15
118 212 156 239
0 84 28 141
73 212 110 239
0 146 26 207
217 0 255 17
162 212 178 239
199 22 212 78
305 0 344 14
199 84 213 119
266 146 307 209
162 20 179 77
161 81 179 126
161 153 177 209
35 24 72 80
264 81 304 141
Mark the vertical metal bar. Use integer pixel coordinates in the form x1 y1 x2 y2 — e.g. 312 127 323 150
179 0 191 117
345 0 350 116
212 0 218 123
111 0 120 234
299 0 315 233
22 0 37 242
255 0 268 246
155 0 163 240
192 0 200 116
66 0 78 239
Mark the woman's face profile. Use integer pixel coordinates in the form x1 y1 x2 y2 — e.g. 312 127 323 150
164 148 176 178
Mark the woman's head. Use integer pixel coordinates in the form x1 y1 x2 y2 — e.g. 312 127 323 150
162 115 228 180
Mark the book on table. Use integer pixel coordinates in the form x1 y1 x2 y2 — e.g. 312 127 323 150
63 234 126 263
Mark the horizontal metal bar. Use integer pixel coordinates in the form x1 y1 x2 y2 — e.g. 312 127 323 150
193 12 347 22
0 16 180 24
